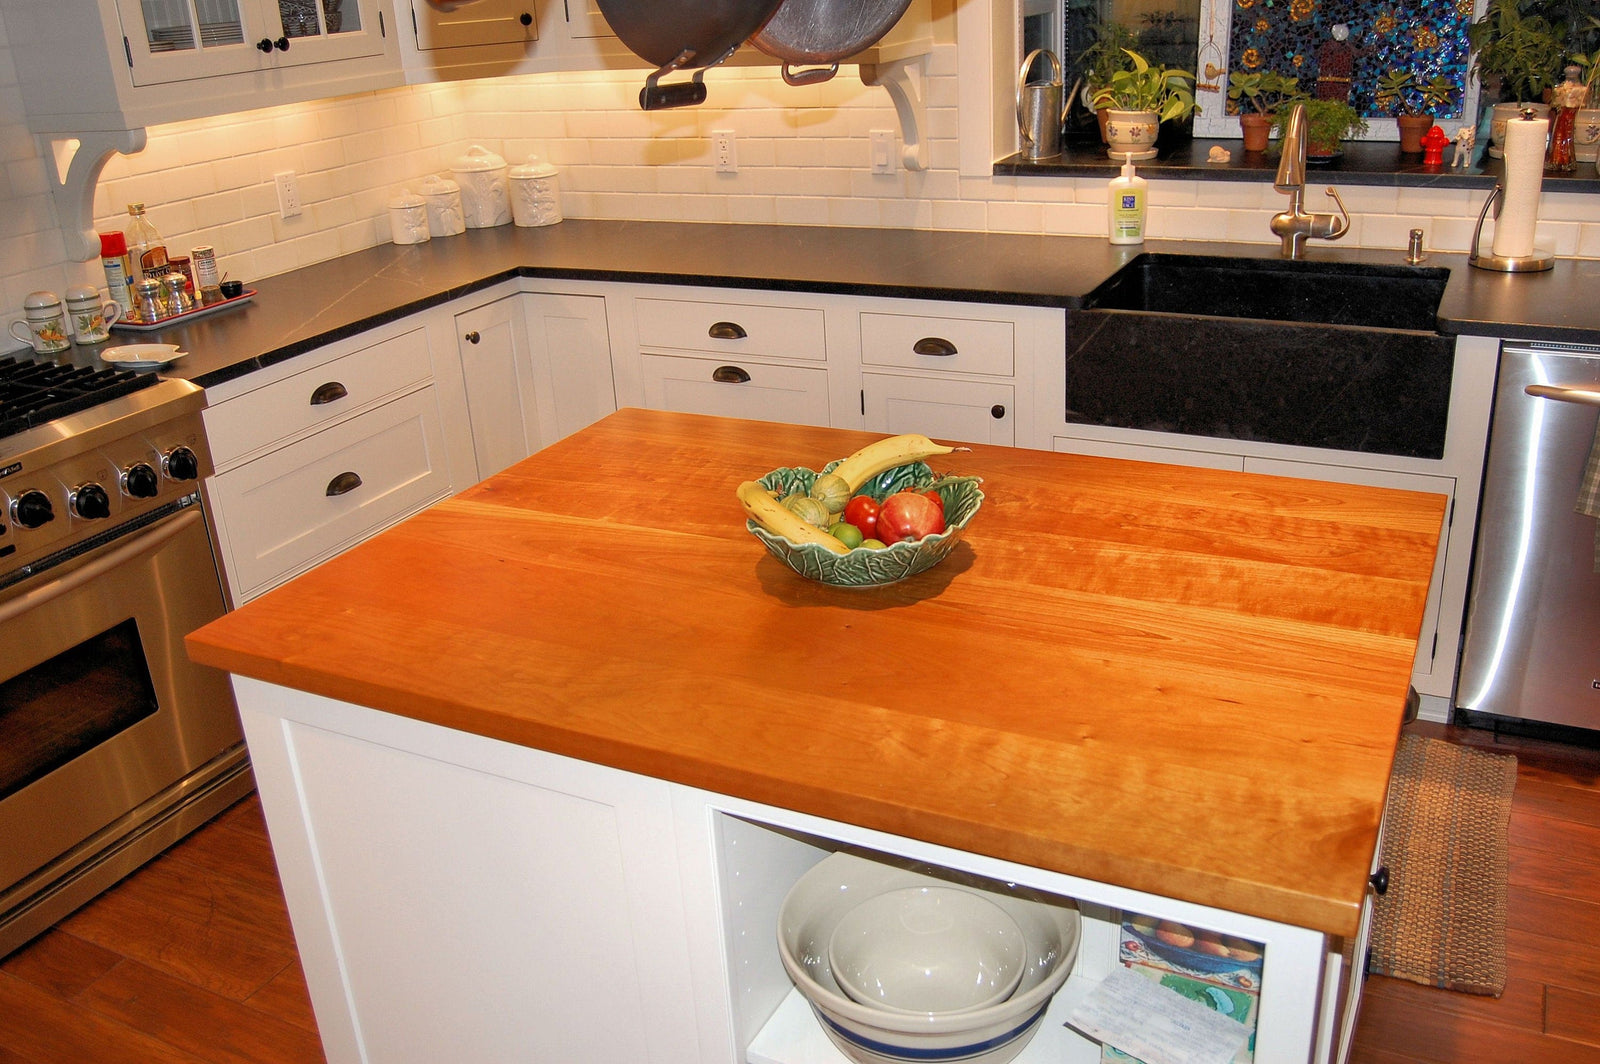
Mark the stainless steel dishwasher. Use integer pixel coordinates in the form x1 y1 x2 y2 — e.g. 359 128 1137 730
1457 341 1600 734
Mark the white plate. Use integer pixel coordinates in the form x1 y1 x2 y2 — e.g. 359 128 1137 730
100 344 187 369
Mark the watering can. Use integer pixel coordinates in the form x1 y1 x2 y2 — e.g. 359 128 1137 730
1016 49 1065 160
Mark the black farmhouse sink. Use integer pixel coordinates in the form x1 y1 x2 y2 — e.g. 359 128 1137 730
1082 254 1449 331
1067 254 1456 459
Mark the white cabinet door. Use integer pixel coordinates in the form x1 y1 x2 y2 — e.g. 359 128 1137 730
863 373 1014 446
525 291 616 448
238 684 706 1064
408 0 537 50
457 295 541 479
641 353 831 427
117 0 389 85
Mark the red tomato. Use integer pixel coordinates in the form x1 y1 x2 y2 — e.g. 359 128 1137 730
842 494 880 540
921 487 944 514
878 490 945 543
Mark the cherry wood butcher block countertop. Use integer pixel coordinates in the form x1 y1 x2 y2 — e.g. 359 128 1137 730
186 408 1448 940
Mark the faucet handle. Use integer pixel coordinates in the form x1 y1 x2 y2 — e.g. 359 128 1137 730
1320 187 1351 240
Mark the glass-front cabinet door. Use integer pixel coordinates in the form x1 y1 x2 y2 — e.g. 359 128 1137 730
118 0 387 85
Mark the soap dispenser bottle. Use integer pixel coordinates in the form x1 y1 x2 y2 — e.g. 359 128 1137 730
1107 159 1147 245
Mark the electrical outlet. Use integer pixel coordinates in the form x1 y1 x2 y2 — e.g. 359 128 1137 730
870 130 896 174
274 170 302 219
712 130 738 174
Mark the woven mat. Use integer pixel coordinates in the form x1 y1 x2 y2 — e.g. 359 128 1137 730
1366 735 1516 996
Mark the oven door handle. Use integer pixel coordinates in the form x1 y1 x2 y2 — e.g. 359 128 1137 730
0 508 205 625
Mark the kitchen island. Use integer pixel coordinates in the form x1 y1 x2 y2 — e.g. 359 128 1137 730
186 409 1448 1064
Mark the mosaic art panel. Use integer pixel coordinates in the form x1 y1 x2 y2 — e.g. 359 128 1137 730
1227 0 1473 117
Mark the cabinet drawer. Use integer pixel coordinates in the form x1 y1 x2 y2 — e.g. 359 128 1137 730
860 313 1014 377
204 328 435 467
208 388 451 602
640 354 830 427
635 298 826 362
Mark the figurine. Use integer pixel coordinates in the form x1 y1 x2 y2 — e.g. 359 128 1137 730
1422 124 1451 166
1451 126 1476 169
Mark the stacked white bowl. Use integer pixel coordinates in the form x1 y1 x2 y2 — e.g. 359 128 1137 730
777 852 1081 1064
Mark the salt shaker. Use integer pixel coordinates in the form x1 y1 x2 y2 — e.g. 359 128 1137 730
163 273 193 316
133 279 166 324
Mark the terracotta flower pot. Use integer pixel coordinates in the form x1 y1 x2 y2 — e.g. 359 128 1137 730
1240 112 1273 153
1397 114 1434 154
1104 109 1159 160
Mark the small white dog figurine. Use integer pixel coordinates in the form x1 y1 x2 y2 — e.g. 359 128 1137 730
1452 126 1476 168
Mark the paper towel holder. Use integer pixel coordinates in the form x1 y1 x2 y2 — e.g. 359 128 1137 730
1469 184 1555 273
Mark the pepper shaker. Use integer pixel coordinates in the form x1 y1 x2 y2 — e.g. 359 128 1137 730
133 279 166 324
163 273 193 315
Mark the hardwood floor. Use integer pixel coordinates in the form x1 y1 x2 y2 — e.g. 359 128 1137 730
1 719 1596 1063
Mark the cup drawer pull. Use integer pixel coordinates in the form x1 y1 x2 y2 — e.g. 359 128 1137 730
708 321 748 340
311 382 349 406
326 471 363 497
712 365 752 384
913 337 958 357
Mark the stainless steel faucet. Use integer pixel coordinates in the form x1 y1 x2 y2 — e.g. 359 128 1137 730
1270 104 1351 258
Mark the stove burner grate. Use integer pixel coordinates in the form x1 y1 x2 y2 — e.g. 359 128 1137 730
0 356 160 439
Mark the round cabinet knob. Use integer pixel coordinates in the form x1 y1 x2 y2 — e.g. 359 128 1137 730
12 489 55 529
257 37 275 51
122 462 160 498
1370 866 1390 896
464 331 481 344
164 446 200 482
72 483 111 520
991 404 1006 419
273 36 290 50
519 11 532 25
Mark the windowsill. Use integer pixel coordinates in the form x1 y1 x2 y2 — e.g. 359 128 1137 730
995 136 1600 193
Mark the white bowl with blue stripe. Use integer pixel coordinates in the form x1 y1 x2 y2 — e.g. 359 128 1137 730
777 852 1081 1064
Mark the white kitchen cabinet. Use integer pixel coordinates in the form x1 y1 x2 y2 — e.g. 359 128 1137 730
232 676 1354 1064
0 0 402 131
454 289 617 479
201 317 475 605
858 308 1029 446
398 0 631 82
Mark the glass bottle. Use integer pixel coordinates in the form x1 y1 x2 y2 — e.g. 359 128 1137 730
1546 65 1588 172
125 203 169 286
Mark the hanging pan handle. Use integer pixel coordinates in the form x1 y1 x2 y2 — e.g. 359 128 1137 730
782 63 839 86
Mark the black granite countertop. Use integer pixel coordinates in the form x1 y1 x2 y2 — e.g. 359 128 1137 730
57 219 1600 389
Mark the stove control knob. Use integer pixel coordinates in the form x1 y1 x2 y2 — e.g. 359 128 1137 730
73 483 112 520
122 462 161 498
164 446 200 482
12 490 54 529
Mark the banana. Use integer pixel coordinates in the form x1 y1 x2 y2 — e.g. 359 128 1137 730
829 433 961 492
737 481 851 555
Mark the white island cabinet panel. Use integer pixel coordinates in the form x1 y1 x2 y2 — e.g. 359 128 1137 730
235 677 1345 1064
236 679 707 1064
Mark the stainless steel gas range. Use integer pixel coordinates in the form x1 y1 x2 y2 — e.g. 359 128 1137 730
0 352 248 957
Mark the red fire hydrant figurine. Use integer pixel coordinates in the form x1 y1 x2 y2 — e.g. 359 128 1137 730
1421 124 1450 166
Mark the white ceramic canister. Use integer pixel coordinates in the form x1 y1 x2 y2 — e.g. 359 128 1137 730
450 144 511 229
508 155 563 227
9 290 70 354
388 191 431 246
64 284 123 344
418 173 466 237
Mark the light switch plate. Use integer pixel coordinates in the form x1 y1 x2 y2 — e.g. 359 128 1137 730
870 130 895 174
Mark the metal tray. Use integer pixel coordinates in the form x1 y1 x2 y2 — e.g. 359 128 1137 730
112 289 255 332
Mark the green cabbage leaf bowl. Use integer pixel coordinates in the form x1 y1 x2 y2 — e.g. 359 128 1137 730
744 460 984 587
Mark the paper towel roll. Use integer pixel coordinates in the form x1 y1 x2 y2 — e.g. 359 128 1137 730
1493 115 1547 259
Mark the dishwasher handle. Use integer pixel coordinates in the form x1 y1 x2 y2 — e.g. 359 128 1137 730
1525 383 1600 408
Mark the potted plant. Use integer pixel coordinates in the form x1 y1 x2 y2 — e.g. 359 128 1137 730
1574 47 1600 165
1091 49 1198 159
1075 21 1141 141
1227 70 1302 152
1469 0 1565 155
1270 98 1368 159
1375 69 1458 153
